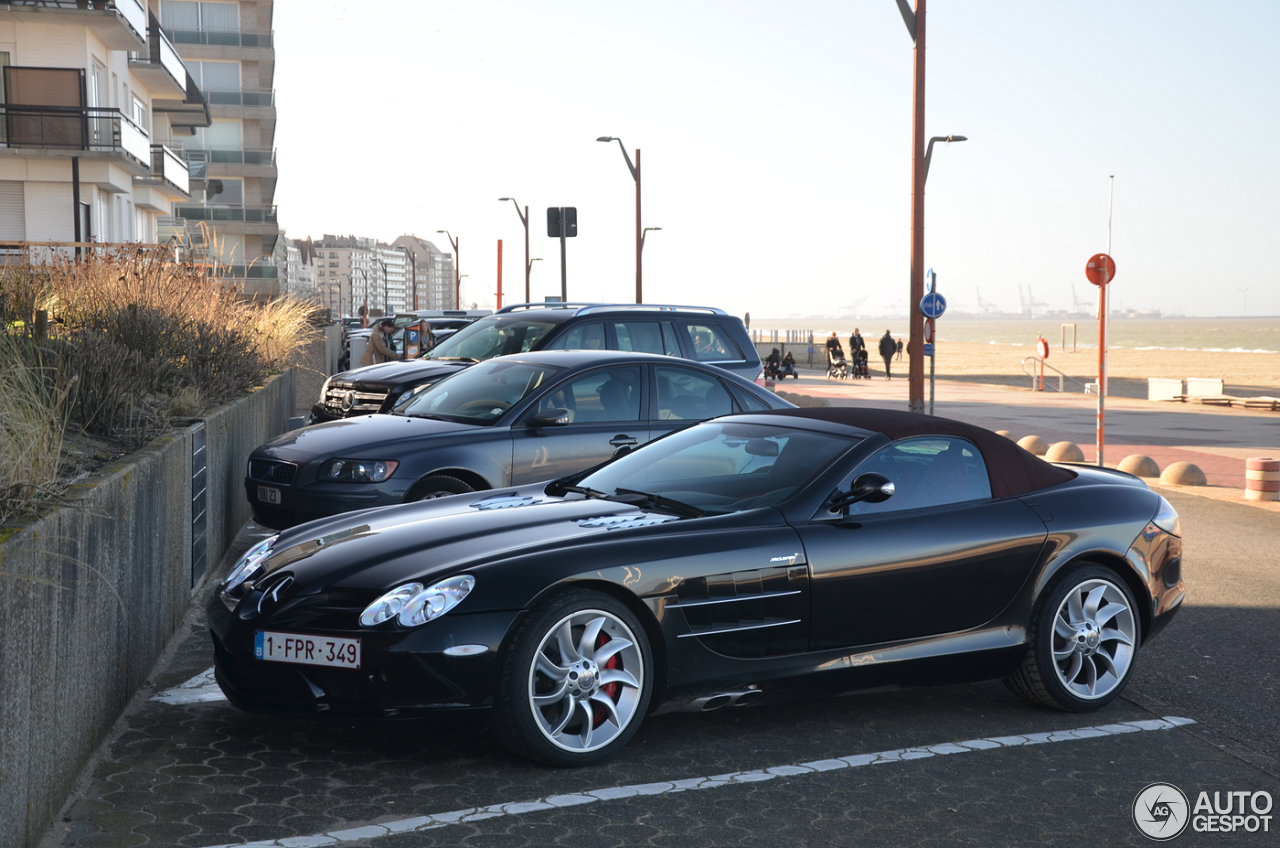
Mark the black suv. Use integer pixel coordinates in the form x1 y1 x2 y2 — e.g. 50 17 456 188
311 303 762 423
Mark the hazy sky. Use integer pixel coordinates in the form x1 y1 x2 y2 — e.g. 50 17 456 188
273 1 1280 318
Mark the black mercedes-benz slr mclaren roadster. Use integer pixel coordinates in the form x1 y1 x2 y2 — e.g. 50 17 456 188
208 407 1185 766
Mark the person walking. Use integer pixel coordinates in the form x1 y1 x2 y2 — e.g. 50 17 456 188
896 338 904 361
849 328 865 358
878 330 896 380
361 317 396 367
825 331 844 364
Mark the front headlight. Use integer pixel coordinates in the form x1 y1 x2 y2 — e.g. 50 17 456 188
360 575 475 628
1152 496 1181 537
318 458 399 483
319 376 333 404
223 535 279 594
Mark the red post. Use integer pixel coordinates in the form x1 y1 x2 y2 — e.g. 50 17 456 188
496 239 503 311
1097 278 1107 465
907 0 927 413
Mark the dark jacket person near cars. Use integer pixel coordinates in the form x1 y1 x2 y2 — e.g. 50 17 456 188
879 330 896 379
361 319 396 367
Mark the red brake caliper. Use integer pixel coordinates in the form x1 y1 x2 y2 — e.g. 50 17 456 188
592 632 619 728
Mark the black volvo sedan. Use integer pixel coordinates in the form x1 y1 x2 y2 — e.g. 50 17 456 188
248 350 792 529
212 407 1184 766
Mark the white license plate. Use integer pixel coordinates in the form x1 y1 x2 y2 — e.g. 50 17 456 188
255 631 361 669
257 485 282 505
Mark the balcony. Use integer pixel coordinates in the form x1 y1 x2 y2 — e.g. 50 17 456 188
209 264 278 279
163 26 272 48
151 72 211 132
0 105 150 171
0 0 147 50
128 12 186 96
181 147 276 167
132 144 189 199
172 204 277 223
201 88 275 108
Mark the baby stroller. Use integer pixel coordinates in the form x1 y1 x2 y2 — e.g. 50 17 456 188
851 349 869 379
826 353 849 379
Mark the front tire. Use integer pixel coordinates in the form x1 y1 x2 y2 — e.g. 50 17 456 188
405 474 475 502
495 590 652 766
1007 564 1141 711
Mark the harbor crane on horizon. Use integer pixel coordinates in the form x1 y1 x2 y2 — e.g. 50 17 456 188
841 295 871 319
974 287 1000 315
1019 285 1049 318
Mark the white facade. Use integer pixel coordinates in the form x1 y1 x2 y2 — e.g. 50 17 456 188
391 234 456 311
0 2 207 247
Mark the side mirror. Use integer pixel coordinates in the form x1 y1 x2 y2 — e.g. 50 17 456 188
528 408 572 428
831 472 895 509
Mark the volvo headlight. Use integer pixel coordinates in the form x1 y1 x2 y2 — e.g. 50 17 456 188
1152 496 1181 538
360 575 475 628
318 458 399 483
223 535 279 595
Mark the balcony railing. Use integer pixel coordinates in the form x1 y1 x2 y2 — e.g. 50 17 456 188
149 144 189 195
180 147 276 166
5 0 147 46
128 13 186 94
162 26 273 48
207 263 278 279
201 88 275 107
0 105 150 167
173 204 278 223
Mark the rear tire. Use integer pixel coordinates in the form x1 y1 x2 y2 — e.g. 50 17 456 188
495 589 652 766
1006 564 1141 711
405 474 475 502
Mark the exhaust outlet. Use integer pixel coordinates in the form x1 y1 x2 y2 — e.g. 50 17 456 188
692 689 762 712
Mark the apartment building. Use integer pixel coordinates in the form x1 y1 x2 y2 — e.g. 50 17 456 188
392 234 456 311
0 1 210 247
160 0 278 298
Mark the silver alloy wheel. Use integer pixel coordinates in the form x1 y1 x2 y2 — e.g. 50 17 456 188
527 609 644 753
419 490 455 499
1050 578 1137 700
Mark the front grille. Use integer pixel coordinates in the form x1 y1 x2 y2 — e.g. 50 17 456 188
249 459 298 485
322 382 389 416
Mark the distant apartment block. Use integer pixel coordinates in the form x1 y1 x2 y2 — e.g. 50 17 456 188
160 0 278 298
0 0 211 249
392 234 456 311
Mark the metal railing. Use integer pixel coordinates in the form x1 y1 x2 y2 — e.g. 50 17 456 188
201 88 275 107
8 0 147 44
173 204 278 223
162 27 273 48
1020 357 1093 393
179 146 276 166
128 13 186 93
149 144 189 195
209 263 278 279
0 104 149 166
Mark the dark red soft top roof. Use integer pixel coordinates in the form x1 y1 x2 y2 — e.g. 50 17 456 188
756 407 1076 499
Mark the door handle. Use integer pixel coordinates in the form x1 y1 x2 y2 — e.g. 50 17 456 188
609 435 638 447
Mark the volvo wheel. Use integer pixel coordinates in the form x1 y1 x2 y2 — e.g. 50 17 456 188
495 590 652 766
1007 564 1141 711
406 474 474 502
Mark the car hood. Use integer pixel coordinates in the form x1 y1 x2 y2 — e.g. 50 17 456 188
335 359 470 387
256 487 681 594
254 413 484 460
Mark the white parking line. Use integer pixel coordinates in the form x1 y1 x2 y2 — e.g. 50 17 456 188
200 715 1196 848
152 668 225 705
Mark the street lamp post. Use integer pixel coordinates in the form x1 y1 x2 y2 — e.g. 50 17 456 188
597 136 643 303
373 256 389 315
641 226 662 252
458 274 469 309
437 230 460 310
398 245 417 310
498 197 530 304
529 256 542 291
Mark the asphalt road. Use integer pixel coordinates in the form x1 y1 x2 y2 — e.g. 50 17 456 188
43 490 1280 848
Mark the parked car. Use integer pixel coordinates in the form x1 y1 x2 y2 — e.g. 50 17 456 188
214 406 1184 766
249 350 792 529
311 302 762 423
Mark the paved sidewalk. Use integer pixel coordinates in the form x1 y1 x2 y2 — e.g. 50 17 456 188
773 367 1280 504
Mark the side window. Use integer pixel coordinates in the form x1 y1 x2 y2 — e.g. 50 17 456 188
654 367 735 421
730 386 772 412
614 321 665 354
661 322 683 357
543 322 605 351
683 323 741 362
837 437 991 516
534 366 641 424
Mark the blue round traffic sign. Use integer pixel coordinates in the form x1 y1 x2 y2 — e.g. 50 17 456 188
920 292 947 319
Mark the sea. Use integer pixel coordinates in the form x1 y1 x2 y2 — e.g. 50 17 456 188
750 317 1280 354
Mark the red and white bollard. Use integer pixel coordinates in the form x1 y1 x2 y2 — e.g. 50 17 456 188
1245 457 1279 501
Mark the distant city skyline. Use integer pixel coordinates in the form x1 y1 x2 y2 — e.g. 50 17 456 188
273 1 1280 317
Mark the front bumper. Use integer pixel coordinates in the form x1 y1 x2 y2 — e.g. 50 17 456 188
208 589 522 722
245 476 408 530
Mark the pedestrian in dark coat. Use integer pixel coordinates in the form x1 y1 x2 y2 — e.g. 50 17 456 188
878 330 896 379
896 338 904 360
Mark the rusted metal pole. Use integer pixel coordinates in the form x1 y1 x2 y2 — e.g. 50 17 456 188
908 0 926 413
635 148 643 304
496 239 503 311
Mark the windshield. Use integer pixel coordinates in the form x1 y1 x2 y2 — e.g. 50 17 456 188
423 315 557 361
575 421 858 514
399 358 562 424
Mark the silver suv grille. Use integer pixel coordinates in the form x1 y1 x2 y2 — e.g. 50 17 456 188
322 383 388 416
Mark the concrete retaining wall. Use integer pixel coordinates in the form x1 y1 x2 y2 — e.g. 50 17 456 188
0 370 293 848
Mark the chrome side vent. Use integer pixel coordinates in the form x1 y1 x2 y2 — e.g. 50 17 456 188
578 514 679 530
470 495 547 511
